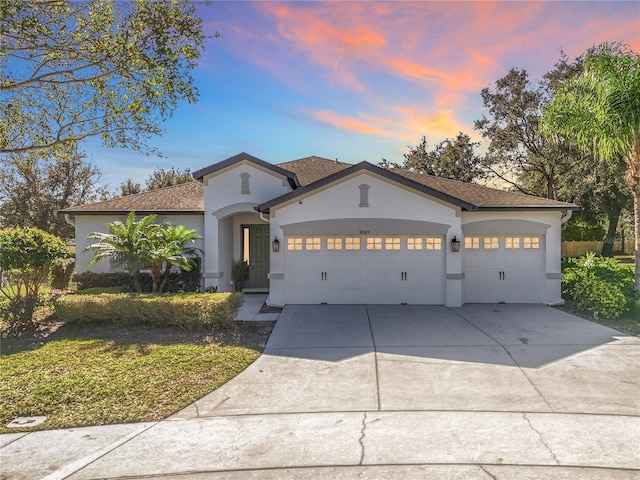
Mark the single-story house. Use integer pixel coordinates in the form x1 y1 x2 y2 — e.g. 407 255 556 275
61 152 576 307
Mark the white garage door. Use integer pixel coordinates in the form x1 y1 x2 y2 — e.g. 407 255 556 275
285 235 445 304
463 235 544 303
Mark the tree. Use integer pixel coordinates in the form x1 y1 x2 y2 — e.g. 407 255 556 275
0 144 108 239
542 42 640 289
119 179 143 197
145 167 195 191
399 133 484 183
475 68 587 199
85 212 201 294
1 0 207 155
0 227 68 328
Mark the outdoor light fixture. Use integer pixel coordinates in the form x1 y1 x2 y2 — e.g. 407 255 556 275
272 237 280 253
451 236 461 252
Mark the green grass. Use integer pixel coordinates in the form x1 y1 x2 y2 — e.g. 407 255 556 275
0 338 260 433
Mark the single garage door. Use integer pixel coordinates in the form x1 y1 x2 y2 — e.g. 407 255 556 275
285 235 445 304
463 235 544 303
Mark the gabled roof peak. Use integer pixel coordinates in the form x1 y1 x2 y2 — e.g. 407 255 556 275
192 152 299 188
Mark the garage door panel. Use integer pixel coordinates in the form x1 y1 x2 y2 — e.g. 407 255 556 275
284 235 445 305
463 235 543 304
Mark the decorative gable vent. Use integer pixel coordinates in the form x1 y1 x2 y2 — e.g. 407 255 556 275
359 184 369 207
240 172 250 194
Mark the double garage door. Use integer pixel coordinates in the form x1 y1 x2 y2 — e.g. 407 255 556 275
284 235 445 304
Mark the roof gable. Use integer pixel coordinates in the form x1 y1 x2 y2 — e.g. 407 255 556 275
192 152 299 188
258 161 577 212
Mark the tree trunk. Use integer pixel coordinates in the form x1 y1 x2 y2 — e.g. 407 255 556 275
633 187 640 293
601 210 621 257
627 137 640 294
131 271 143 294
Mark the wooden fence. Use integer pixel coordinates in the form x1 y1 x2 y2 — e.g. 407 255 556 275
561 241 635 258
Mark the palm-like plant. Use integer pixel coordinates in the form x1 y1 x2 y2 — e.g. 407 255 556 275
85 212 201 294
86 212 160 293
148 224 202 294
542 42 640 290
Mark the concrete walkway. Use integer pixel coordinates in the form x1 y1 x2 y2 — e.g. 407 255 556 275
2 304 639 479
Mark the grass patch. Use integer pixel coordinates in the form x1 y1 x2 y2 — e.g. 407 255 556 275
0 337 260 433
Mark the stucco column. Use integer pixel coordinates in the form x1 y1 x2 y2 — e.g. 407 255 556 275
445 218 463 307
202 212 221 291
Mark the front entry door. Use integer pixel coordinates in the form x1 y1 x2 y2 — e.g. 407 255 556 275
244 225 269 289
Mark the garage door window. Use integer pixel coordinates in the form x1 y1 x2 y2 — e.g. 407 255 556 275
484 236 499 249
306 237 321 250
524 236 540 249
287 237 303 250
407 237 423 250
426 237 442 250
345 237 360 250
465 236 480 249
385 237 401 250
505 237 520 249
367 237 383 250
327 237 343 250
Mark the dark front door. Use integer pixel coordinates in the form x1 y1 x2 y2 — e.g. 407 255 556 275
243 225 269 289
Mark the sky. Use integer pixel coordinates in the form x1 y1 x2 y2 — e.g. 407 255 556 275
86 0 640 189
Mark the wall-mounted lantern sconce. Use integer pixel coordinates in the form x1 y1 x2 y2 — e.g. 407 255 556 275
272 237 280 253
451 236 461 252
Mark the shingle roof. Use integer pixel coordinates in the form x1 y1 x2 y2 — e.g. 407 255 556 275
276 156 351 186
61 154 576 215
392 169 576 209
60 181 204 214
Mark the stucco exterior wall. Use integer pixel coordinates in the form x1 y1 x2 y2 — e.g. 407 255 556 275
201 161 290 291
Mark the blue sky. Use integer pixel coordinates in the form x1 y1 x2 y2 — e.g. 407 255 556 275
85 1 640 189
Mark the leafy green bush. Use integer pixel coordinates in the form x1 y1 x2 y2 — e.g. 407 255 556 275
55 293 241 329
562 253 634 319
73 269 200 293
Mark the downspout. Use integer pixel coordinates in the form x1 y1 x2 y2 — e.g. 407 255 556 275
259 211 269 223
64 213 76 226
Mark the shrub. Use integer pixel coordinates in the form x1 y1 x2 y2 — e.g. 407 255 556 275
73 270 200 293
50 258 75 290
0 227 68 330
55 293 241 330
562 252 635 319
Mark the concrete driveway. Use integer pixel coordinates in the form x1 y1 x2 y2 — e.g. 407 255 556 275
2 304 639 479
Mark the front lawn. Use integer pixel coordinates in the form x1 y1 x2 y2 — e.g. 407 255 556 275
0 322 271 433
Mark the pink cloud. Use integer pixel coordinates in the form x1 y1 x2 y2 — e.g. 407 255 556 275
218 1 639 144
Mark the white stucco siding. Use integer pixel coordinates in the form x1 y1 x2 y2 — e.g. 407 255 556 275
201 162 290 291
73 214 204 274
268 173 462 306
202 162 291 212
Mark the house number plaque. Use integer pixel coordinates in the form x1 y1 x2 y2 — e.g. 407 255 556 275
359 230 370 234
